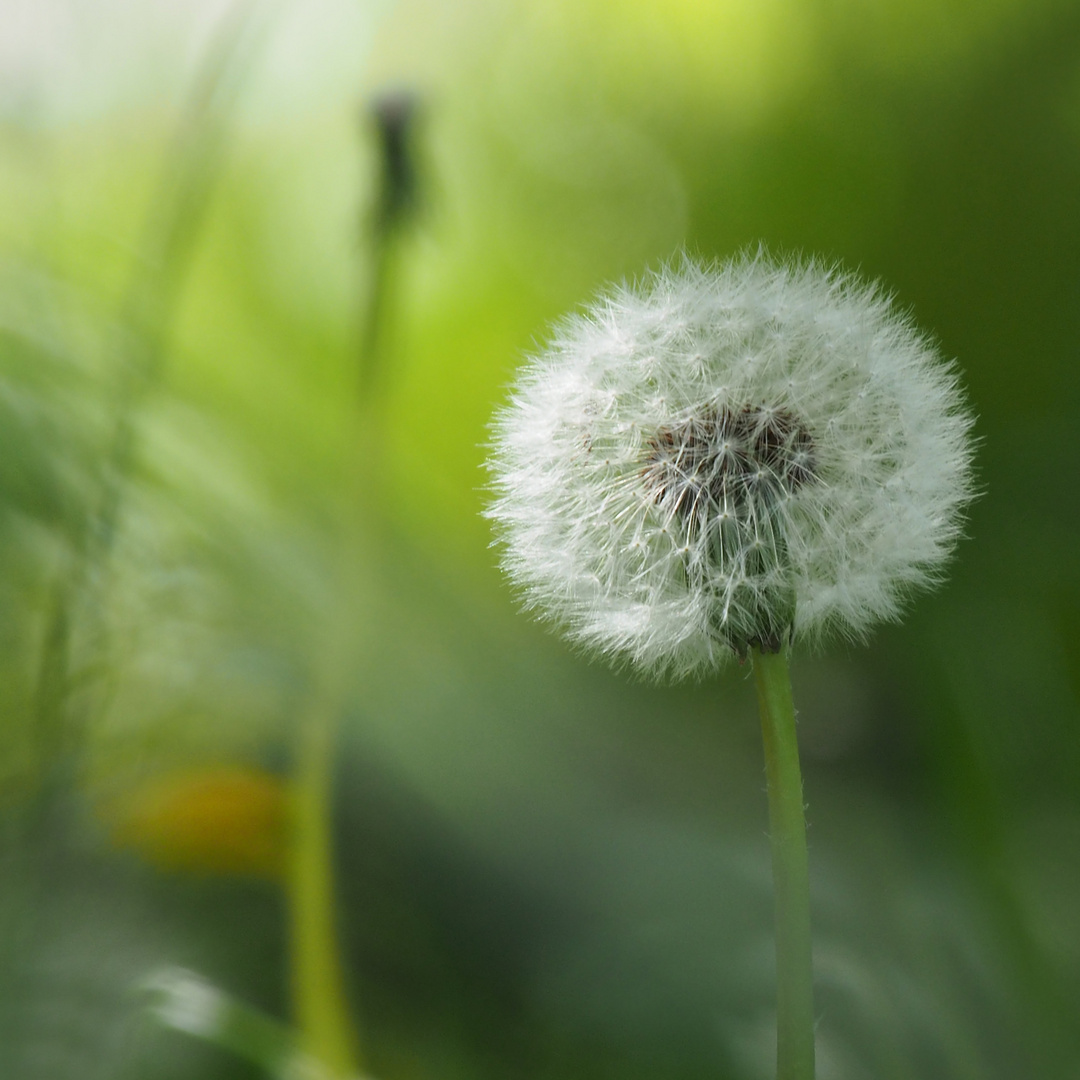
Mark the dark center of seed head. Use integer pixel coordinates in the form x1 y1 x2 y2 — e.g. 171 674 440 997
642 404 816 526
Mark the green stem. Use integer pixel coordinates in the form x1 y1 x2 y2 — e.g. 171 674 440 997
285 403 376 1080
752 647 815 1080
289 678 361 1079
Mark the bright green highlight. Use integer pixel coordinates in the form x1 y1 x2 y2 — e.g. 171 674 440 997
752 647 815 1080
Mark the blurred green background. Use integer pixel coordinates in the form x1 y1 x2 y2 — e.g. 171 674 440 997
2 0 1079 1077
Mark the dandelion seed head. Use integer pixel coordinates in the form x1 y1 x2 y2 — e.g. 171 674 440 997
485 253 975 679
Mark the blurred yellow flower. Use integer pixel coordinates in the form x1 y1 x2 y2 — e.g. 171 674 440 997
109 766 289 878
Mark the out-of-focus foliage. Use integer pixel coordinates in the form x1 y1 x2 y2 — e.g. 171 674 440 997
1 0 1080 1078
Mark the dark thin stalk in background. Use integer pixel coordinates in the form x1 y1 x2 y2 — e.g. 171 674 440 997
285 87 424 1078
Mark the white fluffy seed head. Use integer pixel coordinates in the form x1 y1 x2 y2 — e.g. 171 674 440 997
485 252 975 680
